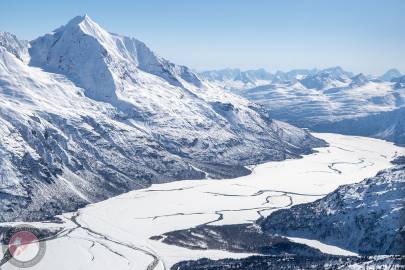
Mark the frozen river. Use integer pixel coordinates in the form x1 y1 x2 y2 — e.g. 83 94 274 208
2 133 404 270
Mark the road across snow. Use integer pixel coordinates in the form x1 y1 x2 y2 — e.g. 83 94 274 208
2 133 404 270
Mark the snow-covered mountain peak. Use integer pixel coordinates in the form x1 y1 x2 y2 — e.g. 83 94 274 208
350 73 369 87
52 14 109 43
299 68 350 90
29 15 202 103
321 66 353 78
200 68 273 83
0 31 29 63
58 14 122 60
380 68 402 82
199 68 274 90
29 16 120 102
61 14 93 28
57 14 201 89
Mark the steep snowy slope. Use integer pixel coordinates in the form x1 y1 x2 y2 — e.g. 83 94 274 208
0 16 324 222
0 32 29 62
261 163 405 255
0 42 200 222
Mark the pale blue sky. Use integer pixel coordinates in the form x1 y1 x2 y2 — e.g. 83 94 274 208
1 0 404 75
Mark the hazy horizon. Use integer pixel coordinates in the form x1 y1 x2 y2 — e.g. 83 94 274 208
195 66 402 76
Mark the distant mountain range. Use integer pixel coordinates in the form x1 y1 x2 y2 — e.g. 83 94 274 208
199 67 402 89
0 16 324 222
199 67 405 145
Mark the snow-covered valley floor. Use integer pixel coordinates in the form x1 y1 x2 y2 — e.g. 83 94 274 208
2 133 404 270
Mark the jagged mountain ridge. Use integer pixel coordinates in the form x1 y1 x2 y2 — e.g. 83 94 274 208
0 15 325 222
199 66 355 90
200 66 401 88
201 66 405 145
199 68 274 91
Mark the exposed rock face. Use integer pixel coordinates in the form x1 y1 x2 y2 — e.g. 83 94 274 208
261 165 405 255
171 255 404 270
154 224 324 256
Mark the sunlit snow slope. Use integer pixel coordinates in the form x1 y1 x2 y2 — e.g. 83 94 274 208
0 15 324 222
